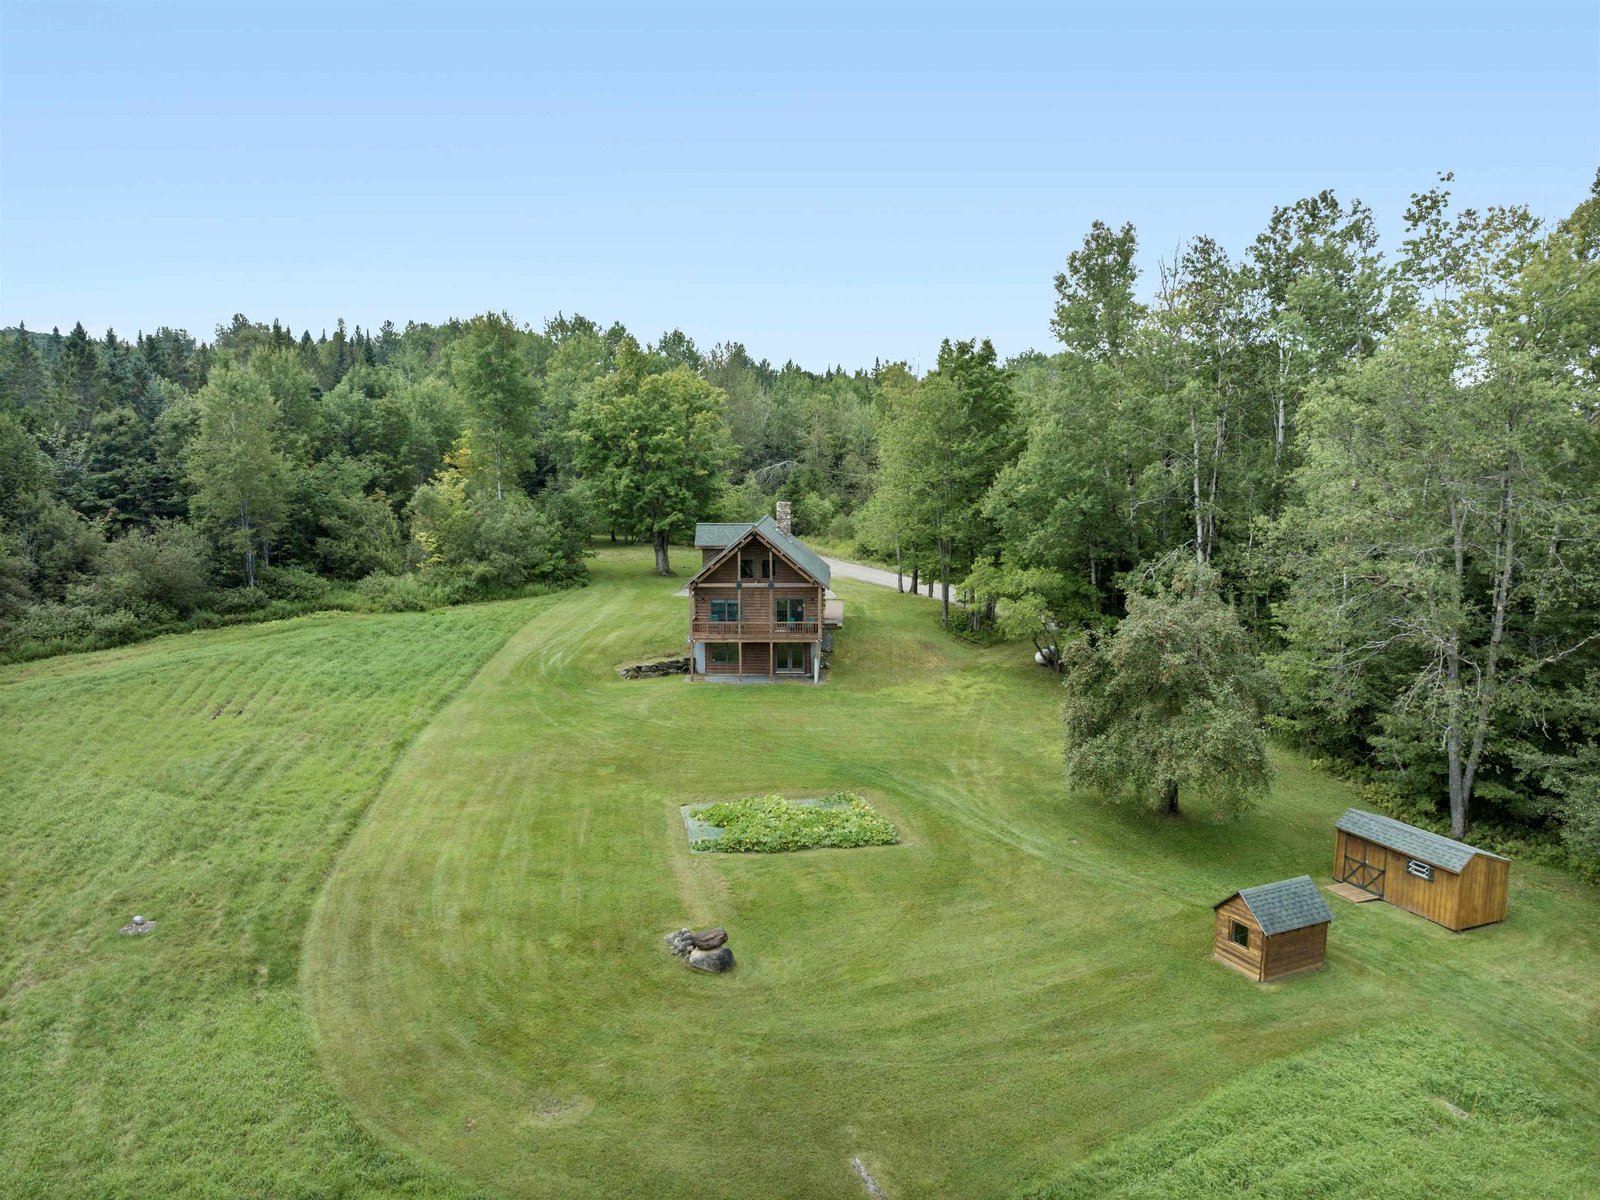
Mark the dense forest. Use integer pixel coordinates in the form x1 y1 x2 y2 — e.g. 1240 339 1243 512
2 172 1596 867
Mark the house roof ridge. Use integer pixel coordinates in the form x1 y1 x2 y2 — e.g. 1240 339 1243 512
690 517 831 587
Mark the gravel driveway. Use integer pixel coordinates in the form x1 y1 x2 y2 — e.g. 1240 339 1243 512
822 557 940 598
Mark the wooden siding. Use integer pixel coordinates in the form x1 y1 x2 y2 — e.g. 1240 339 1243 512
1332 828 1508 931
694 531 817 588
741 643 771 676
1212 897 1265 980
1456 854 1510 930
688 529 827 682
694 641 813 679
704 643 742 675
1214 895 1328 982
690 584 824 639
1333 830 1389 897
1259 922 1327 980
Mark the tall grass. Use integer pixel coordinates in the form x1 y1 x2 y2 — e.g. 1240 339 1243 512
1 600 547 1198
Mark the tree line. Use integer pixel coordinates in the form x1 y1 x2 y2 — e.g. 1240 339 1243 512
1 171 1595 867
0 309 880 651
857 173 1599 867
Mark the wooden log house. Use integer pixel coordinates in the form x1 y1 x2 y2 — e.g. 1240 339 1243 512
685 506 842 683
1333 809 1509 931
1212 876 1333 982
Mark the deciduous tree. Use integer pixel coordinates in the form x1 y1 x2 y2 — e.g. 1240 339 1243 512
1062 569 1274 817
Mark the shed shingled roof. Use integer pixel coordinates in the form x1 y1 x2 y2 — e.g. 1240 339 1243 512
1217 875 1333 936
691 516 831 587
1335 809 1506 874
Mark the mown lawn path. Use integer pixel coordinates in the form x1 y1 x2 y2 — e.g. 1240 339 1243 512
305 547 1600 1199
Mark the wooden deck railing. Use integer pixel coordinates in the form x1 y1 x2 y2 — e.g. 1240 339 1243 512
691 619 821 638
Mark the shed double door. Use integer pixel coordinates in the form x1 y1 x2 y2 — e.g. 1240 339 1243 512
1339 835 1387 897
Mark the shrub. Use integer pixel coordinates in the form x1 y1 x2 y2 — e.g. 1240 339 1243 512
256 565 333 604
355 572 438 613
208 586 271 615
101 523 213 615
409 467 587 590
691 793 897 852
4 601 145 657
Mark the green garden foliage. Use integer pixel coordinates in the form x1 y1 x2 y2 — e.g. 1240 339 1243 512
691 793 897 852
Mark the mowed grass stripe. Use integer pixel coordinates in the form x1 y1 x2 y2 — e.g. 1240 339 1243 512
1 599 552 1198
303 547 1600 1199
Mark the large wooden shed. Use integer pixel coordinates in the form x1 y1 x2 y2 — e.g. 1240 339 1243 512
1212 876 1333 982
1333 809 1509 931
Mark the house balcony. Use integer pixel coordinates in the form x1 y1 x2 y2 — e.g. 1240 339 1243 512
691 618 821 639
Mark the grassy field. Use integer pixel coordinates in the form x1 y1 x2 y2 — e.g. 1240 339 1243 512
0 602 549 1198
304 549 1600 1199
5 546 1599 1199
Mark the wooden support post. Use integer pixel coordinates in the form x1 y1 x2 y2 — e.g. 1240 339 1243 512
737 641 743 681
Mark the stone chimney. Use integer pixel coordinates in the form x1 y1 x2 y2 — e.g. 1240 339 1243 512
774 500 793 537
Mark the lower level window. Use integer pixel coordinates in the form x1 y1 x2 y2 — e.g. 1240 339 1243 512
1230 920 1250 948
709 643 738 665
774 642 806 671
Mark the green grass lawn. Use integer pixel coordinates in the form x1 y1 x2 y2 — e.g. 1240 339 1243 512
5 546 1599 1199
304 549 1600 1199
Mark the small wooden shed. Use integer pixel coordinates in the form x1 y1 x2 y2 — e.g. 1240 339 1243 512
1213 876 1333 982
1333 809 1509 931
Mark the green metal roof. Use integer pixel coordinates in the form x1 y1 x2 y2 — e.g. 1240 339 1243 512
1219 876 1333 936
691 516 831 587
693 522 755 548
1335 809 1505 874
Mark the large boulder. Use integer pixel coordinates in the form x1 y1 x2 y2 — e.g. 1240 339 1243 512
689 927 727 950
687 945 735 973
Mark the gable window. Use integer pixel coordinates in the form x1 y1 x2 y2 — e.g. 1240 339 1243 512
775 598 806 624
709 599 740 623
1229 920 1250 949
1407 859 1434 882
709 643 739 665
740 556 755 579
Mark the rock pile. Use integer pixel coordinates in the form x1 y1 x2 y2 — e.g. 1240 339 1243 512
619 657 690 679
665 926 735 973
119 914 155 936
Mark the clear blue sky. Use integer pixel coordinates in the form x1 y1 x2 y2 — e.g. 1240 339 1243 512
2 1 1596 371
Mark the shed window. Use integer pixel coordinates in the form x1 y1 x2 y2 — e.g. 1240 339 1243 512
1229 920 1250 948
709 599 739 623
1407 859 1435 882
709 643 738 665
